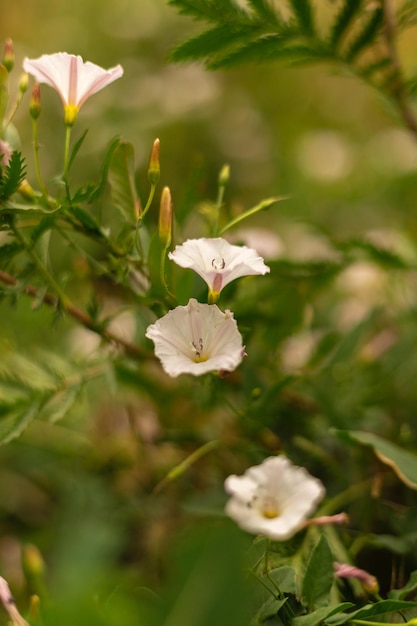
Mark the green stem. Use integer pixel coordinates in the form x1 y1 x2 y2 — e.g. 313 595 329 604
160 247 175 300
153 440 219 494
32 117 49 200
135 182 156 258
11 221 71 309
63 124 73 200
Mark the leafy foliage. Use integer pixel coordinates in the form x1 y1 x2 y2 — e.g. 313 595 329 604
0 150 26 202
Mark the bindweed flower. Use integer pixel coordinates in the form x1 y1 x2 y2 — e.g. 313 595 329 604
168 237 270 303
334 562 379 594
145 297 244 377
23 52 123 126
224 456 325 541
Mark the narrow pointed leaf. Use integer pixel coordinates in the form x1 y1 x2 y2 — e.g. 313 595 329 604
335 430 417 490
219 196 287 234
108 141 140 222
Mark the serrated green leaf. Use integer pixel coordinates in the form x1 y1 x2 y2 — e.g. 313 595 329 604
335 430 417 490
0 151 26 202
108 141 140 223
329 0 362 48
302 534 334 610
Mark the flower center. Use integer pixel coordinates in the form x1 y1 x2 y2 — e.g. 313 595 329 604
190 339 208 363
249 493 281 519
211 257 226 271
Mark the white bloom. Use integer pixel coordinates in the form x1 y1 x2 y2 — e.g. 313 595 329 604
168 237 270 302
23 52 123 125
145 298 244 377
224 456 325 540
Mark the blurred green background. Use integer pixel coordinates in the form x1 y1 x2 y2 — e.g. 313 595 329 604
2 0 417 623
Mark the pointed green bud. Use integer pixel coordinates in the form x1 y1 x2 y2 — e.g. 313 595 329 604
159 186 172 249
148 137 160 185
29 82 41 119
2 38 14 73
219 163 230 186
22 544 46 578
19 72 29 94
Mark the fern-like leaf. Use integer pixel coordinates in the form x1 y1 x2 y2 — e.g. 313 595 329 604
170 23 263 64
288 0 315 36
246 0 280 24
329 0 362 48
344 6 384 62
208 34 329 70
0 151 26 202
167 0 249 22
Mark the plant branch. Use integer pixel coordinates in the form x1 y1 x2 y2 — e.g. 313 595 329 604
0 268 150 361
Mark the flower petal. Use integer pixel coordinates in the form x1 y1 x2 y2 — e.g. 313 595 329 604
168 237 270 294
145 298 244 377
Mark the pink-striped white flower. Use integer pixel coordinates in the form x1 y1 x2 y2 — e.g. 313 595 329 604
145 298 244 377
168 237 270 303
224 456 325 540
23 52 123 125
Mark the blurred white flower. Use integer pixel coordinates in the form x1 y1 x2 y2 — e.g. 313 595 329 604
224 456 325 540
23 52 123 125
145 297 244 377
168 237 270 302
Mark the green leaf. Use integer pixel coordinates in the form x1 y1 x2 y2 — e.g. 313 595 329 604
69 204 103 236
335 430 417 489
250 596 287 624
344 7 384 61
108 140 140 223
89 135 121 203
389 570 417 601
219 196 286 234
68 129 88 172
326 600 417 625
329 0 362 48
0 150 26 202
0 398 43 445
170 23 262 64
246 0 280 24
302 534 334 610
167 0 249 23
288 0 315 35
293 603 354 626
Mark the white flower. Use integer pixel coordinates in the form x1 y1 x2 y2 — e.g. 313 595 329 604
23 52 123 125
168 237 270 302
145 298 244 377
224 456 325 540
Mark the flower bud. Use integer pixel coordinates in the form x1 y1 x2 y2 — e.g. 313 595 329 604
2 38 14 73
29 83 41 119
148 138 160 185
18 72 29 94
22 544 46 578
159 186 172 250
218 163 230 186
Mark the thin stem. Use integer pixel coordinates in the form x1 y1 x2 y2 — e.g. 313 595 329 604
11 220 71 309
160 247 175 301
153 440 219 494
31 117 49 200
382 0 417 144
135 182 156 258
63 124 73 200
0 267 149 360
